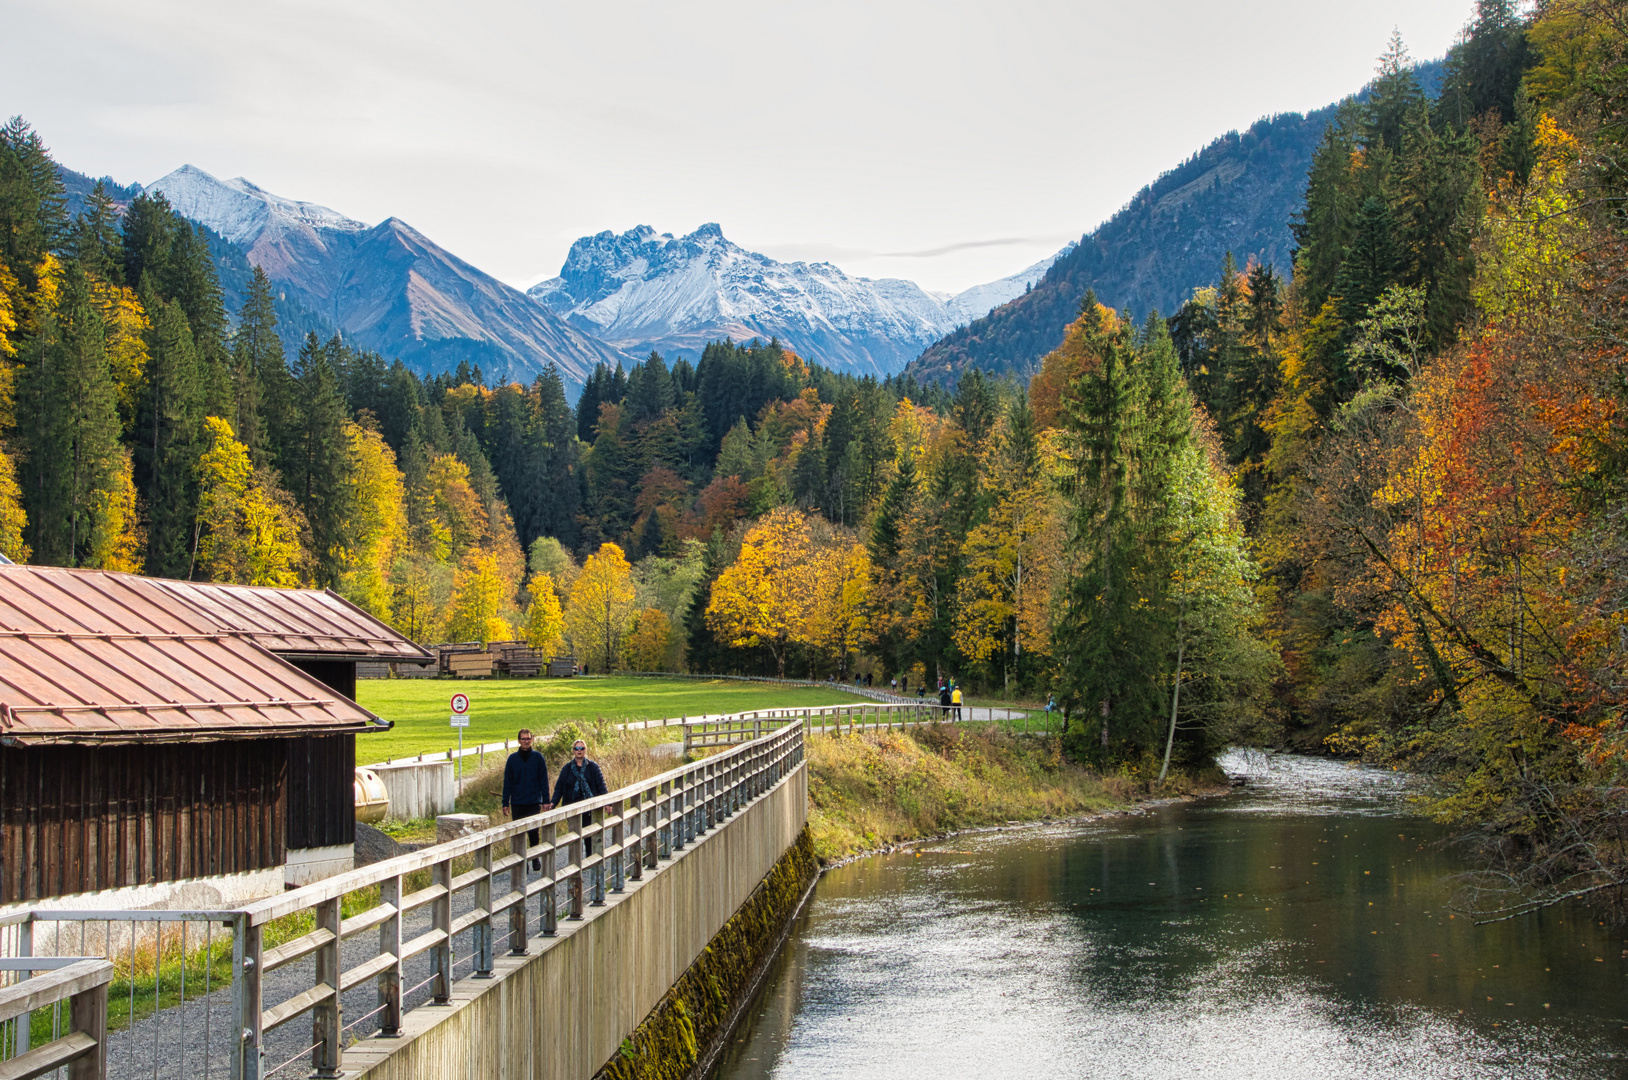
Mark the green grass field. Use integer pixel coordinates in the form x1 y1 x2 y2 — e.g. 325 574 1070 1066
353 676 862 763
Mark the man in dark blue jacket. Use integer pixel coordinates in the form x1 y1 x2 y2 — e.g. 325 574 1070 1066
552 738 608 853
502 729 550 869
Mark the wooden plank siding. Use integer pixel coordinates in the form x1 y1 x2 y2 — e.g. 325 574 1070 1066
285 735 356 851
0 741 288 903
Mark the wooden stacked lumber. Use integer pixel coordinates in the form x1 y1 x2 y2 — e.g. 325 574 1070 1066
493 642 543 677
446 650 494 678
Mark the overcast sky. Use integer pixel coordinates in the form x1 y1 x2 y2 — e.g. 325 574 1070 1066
6 0 1475 295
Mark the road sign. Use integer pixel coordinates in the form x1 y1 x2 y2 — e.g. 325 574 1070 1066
450 693 470 714
450 714 470 728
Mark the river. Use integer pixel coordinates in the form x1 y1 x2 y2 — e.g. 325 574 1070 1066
712 752 1627 1079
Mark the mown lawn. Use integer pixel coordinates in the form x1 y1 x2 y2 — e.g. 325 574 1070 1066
353 676 860 763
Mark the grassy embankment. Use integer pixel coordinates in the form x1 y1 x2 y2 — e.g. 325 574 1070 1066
394 711 1220 864
353 676 860 762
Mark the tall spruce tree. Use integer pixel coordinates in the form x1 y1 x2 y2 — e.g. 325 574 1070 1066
231 267 282 464
70 181 124 287
0 117 68 291
135 293 207 577
1054 306 1192 763
288 332 354 586
16 265 122 565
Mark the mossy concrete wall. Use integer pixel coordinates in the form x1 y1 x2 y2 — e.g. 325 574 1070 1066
343 761 808 1080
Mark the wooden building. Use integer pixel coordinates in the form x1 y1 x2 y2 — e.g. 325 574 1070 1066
0 566 432 905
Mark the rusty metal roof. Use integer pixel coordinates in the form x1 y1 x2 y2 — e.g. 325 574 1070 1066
0 566 409 743
143 579 434 662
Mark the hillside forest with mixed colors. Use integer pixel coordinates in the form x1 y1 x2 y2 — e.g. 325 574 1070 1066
2 0 1627 911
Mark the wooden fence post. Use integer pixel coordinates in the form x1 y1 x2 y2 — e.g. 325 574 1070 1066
379 874 404 1033
431 858 452 1003
312 897 342 1077
474 841 494 976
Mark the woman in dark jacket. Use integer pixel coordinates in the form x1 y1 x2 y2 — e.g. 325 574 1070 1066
553 738 608 852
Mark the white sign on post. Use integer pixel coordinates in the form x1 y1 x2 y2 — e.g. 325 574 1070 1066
450 693 471 790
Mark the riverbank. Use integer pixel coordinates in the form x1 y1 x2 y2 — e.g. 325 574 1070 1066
803 724 1228 864
373 720 1229 864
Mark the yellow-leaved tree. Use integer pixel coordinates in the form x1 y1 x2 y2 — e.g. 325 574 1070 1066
193 417 304 586
624 607 672 671
705 508 818 678
88 279 148 430
0 446 27 563
953 405 1061 679
807 539 870 674
445 551 510 646
565 542 637 672
425 454 487 560
338 420 406 620
1474 115 1588 327
84 448 142 572
523 571 565 653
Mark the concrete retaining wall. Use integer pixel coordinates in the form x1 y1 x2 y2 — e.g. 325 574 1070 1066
371 759 457 820
344 760 808 1080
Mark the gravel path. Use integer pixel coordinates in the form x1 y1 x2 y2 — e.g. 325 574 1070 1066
105 854 619 1080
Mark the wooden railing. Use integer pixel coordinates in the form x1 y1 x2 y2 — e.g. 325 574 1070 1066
223 718 806 1080
0 958 113 1080
681 700 1018 751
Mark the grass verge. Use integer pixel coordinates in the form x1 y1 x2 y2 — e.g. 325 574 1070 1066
804 722 1224 864
354 677 858 763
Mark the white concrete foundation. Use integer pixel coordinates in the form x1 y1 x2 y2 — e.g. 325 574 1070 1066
370 759 456 820
284 844 355 888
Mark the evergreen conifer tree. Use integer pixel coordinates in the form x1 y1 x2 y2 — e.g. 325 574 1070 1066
16 265 122 565
289 332 355 585
231 267 282 463
135 292 207 577
70 180 124 286
0 117 68 290
1054 308 1192 763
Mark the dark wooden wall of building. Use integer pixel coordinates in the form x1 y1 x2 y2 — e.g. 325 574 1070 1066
289 659 357 703
285 734 355 851
0 741 287 903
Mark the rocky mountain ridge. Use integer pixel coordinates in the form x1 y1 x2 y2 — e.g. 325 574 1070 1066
145 165 628 389
530 223 1064 376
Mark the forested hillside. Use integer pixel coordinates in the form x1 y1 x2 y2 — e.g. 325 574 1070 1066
906 63 1445 387
3 0 1628 913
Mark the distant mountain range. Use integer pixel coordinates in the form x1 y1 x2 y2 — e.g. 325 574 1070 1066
146 166 626 389
48 60 1440 396
530 224 1064 376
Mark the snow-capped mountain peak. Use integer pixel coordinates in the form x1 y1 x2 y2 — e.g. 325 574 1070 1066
530 224 1068 377
145 164 367 247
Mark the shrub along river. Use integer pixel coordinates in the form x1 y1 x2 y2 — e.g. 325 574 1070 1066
712 752 1627 1079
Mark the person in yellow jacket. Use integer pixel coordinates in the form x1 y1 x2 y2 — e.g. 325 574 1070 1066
950 683 963 721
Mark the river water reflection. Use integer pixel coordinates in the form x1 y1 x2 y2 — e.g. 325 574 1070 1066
712 752 1627 1079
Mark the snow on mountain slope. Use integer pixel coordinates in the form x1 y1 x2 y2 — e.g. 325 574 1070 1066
144 166 626 389
945 244 1073 325
530 224 1070 377
150 165 366 246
